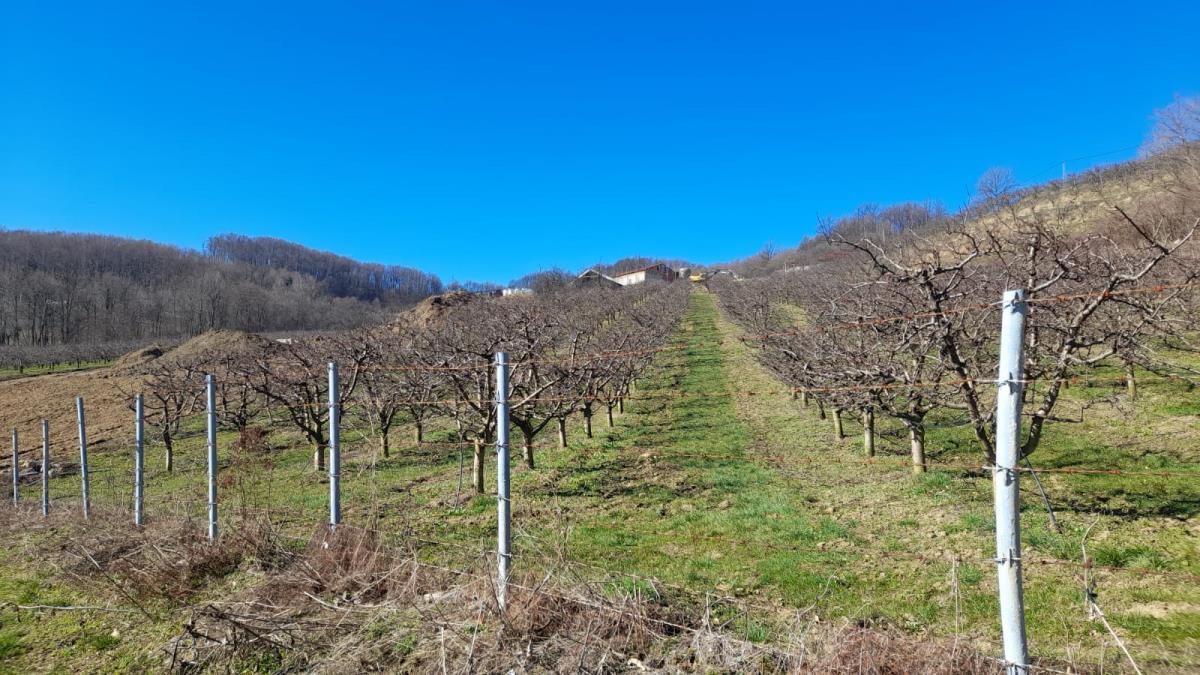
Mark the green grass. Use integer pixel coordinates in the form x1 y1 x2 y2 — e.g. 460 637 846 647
0 359 113 382
1 290 1198 670
705 290 1200 667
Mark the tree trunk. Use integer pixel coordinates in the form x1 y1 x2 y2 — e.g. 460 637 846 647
414 421 423 444
456 447 464 502
817 398 826 420
606 405 615 428
1125 363 1137 401
557 417 568 448
801 391 809 407
163 431 174 472
908 425 926 474
863 408 875 457
514 421 537 470
472 440 485 494
380 432 390 459
314 443 326 472
584 410 593 438
832 409 844 441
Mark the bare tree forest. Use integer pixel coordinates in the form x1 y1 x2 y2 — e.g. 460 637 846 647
0 231 442 355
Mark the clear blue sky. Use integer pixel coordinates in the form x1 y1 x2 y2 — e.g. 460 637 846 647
2 2 1198 284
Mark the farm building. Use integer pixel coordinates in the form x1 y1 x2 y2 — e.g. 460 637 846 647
611 263 676 286
573 269 622 289
501 287 533 296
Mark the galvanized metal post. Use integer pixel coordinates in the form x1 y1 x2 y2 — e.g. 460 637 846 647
134 393 145 527
11 428 18 505
495 352 511 611
994 289 1030 674
76 397 90 519
206 374 218 540
328 362 341 528
40 420 49 517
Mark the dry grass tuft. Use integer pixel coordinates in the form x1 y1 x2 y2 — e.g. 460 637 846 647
62 516 245 602
804 624 999 674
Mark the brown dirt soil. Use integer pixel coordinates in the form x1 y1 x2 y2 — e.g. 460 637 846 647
2 330 278 472
155 330 275 366
0 366 141 470
404 291 477 327
110 345 166 370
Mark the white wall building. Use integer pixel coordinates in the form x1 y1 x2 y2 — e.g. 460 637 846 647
611 263 676 286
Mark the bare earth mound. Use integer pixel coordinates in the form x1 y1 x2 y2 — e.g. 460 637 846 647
406 291 477 327
110 345 166 370
161 330 275 365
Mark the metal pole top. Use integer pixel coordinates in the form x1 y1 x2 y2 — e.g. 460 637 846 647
1002 289 1027 305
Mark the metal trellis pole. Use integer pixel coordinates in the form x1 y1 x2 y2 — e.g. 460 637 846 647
495 352 511 611
76 397 90 519
11 428 18 505
135 393 145 527
994 289 1030 674
206 374 218 540
40 420 49 517
328 361 341 528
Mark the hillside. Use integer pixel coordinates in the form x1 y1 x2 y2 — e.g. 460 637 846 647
0 290 1195 672
725 152 1187 279
0 230 443 353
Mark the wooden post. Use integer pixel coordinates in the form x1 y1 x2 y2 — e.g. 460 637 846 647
862 408 875 457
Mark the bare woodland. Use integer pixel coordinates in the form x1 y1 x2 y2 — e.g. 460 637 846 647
0 232 442 369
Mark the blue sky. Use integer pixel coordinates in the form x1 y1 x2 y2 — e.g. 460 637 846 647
2 2 1198 284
